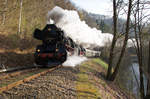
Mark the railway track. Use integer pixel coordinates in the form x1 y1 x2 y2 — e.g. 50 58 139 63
0 66 77 99
0 65 62 94
0 64 43 73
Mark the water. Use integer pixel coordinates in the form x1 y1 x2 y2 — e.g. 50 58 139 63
129 63 147 98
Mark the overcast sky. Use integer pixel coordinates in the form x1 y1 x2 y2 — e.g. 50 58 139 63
70 0 113 16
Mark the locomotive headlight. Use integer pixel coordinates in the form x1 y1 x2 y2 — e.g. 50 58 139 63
56 48 59 52
37 49 40 52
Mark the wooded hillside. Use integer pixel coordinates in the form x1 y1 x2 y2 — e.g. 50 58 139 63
0 0 76 68
0 0 75 35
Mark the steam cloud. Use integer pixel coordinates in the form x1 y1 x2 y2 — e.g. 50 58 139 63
47 6 113 48
62 55 87 67
47 6 113 67
46 6 135 67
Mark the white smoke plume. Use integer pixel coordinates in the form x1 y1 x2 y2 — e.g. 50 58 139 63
62 55 87 67
47 6 113 67
46 6 135 67
47 6 113 48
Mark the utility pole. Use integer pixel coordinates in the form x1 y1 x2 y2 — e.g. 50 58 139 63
2 0 7 25
18 0 23 34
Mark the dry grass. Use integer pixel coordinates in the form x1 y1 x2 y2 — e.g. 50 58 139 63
0 33 40 68
0 0 76 68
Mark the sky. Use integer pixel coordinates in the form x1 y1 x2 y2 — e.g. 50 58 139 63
70 0 113 16
70 0 150 21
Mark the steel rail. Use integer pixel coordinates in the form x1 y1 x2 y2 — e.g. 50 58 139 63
0 65 62 94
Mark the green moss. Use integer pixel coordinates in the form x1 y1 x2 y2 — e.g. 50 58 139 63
76 72 101 99
76 58 108 99
92 58 108 69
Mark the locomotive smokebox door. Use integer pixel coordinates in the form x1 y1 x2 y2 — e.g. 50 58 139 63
33 24 67 67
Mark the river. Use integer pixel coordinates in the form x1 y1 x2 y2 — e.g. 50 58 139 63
128 63 147 99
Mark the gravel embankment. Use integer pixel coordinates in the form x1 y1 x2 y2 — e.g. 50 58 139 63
0 66 78 99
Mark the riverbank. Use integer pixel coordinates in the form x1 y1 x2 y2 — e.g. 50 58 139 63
76 58 132 99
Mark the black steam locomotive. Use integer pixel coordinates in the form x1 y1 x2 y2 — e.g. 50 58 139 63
33 24 87 67
33 24 67 66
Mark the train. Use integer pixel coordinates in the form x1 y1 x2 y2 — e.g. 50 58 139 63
33 24 101 67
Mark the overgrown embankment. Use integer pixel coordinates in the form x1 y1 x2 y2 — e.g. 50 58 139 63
76 58 133 99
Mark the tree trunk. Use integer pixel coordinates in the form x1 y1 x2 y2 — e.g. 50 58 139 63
134 13 145 99
139 58 145 98
106 0 118 80
137 0 145 98
146 41 150 97
110 0 132 81
18 0 23 34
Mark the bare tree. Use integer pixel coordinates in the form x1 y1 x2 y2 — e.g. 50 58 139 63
130 0 150 98
110 0 133 81
107 0 133 81
147 41 150 98
106 0 118 80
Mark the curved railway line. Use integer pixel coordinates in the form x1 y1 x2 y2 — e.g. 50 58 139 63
0 65 62 94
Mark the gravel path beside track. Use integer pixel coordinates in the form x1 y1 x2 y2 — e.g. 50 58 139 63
0 66 78 99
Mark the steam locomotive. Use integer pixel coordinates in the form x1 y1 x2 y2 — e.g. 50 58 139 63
33 24 86 67
33 24 101 67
